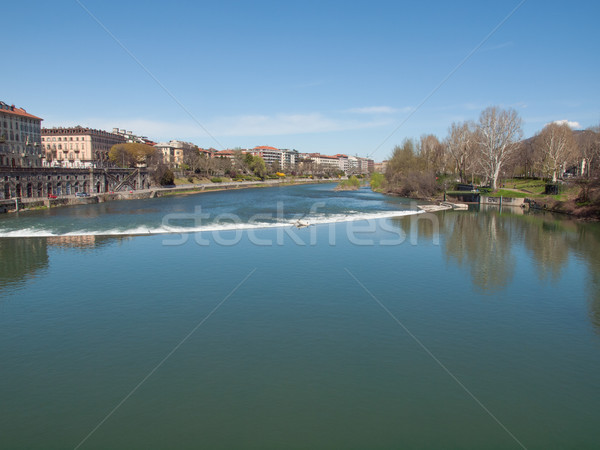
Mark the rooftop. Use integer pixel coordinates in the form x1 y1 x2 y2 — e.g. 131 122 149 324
0 101 43 121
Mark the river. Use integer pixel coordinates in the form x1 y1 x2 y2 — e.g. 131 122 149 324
1 183 599 449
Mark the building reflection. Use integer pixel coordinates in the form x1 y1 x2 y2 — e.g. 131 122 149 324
0 238 49 291
47 235 98 249
0 235 130 292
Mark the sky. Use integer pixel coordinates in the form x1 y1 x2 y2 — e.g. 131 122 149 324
3 0 599 160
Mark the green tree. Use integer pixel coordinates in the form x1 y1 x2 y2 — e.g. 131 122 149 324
250 155 267 178
370 172 385 191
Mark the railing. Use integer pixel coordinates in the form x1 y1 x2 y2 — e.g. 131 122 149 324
114 169 139 191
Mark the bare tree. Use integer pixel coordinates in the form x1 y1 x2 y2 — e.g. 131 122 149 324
511 139 541 178
418 134 444 173
445 121 476 183
475 106 523 189
534 122 577 182
578 126 600 178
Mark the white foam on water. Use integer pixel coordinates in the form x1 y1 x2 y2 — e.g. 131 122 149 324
0 210 423 238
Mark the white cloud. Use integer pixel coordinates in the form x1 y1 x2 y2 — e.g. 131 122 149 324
346 106 407 114
551 119 581 129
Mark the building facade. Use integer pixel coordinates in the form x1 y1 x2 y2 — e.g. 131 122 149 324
41 126 126 168
0 101 43 168
374 160 388 173
0 167 150 199
155 140 197 167
251 146 298 169
251 146 282 166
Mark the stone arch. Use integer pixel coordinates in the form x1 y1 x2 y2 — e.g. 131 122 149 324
26 183 33 198
47 182 53 196
15 183 22 197
37 183 43 197
56 182 62 196
3 183 9 199
83 180 89 193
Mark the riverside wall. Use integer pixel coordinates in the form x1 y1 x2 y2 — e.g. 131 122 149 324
0 178 331 213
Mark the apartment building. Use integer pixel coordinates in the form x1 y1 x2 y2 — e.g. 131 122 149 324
42 126 125 168
154 140 197 167
0 101 43 168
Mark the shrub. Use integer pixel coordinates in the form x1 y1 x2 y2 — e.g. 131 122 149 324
159 168 174 186
387 171 439 198
211 177 223 183
337 175 362 190
370 172 385 191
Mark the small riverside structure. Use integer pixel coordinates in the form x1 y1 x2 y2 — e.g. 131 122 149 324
479 196 525 207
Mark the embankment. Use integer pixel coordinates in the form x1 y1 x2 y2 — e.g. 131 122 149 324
1 178 333 213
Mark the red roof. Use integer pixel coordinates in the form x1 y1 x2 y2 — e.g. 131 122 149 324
0 104 43 121
254 145 279 151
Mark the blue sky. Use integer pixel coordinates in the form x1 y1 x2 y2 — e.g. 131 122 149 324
3 0 599 160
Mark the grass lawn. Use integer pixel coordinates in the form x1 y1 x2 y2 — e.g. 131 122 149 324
173 177 215 185
488 189 531 198
501 178 547 194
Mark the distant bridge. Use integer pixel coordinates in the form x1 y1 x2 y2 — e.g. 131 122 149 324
0 167 150 199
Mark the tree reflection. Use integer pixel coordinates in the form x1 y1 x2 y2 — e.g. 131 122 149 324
386 208 600 332
519 216 571 282
443 211 515 292
568 224 600 334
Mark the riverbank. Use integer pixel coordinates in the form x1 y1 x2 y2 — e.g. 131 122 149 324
0 178 334 214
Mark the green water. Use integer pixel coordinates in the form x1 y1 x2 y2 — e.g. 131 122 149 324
1 185 599 449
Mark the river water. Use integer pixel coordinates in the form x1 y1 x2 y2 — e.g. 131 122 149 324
1 183 599 449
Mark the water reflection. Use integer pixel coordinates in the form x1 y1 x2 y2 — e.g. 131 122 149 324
443 212 515 293
0 235 131 292
518 216 571 282
0 238 49 291
390 208 600 332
